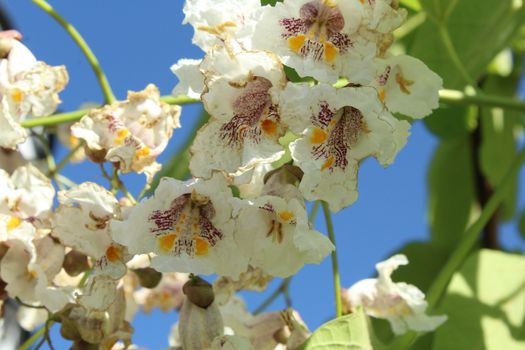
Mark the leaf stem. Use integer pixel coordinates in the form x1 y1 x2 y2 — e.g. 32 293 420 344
438 89 525 111
21 95 200 128
322 201 343 318
32 0 116 103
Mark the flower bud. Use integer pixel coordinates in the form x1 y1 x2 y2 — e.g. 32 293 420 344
178 296 224 350
183 276 215 309
63 250 90 277
133 267 162 289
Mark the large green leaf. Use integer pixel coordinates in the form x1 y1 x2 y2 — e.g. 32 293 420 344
299 308 373 350
423 105 476 139
428 136 476 250
411 0 525 89
433 249 525 349
480 75 520 221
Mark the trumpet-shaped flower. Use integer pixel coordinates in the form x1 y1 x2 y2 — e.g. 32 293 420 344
282 83 409 211
190 48 287 178
343 254 448 335
183 0 261 51
373 55 442 119
232 184 333 277
71 84 181 182
0 38 68 149
111 174 248 278
252 0 376 83
53 182 120 260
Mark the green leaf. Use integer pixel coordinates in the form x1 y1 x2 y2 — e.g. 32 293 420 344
261 0 280 5
299 308 373 350
424 105 477 139
518 209 525 240
428 137 476 250
433 249 525 349
479 75 520 221
410 0 525 89
399 0 422 12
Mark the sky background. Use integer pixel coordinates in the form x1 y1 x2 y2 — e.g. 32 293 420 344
2 1 525 349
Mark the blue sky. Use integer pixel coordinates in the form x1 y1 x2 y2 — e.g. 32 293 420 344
3 1 525 349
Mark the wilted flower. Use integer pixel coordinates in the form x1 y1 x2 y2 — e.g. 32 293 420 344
0 38 68 149
342 254 447 335
71 84 181 182
134 272 189 313
111 174 248 277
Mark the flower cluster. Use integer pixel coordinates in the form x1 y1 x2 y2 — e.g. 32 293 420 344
0 0 447 348
174 0 441 212
0 34 68 150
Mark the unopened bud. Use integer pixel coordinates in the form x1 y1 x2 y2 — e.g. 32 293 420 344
183 276 215 308
63 250 90 277
178 296 224 350
133 267 162 289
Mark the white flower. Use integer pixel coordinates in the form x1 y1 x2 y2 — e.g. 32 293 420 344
252 0 376 83
213 266 272 306
0 163 55 220
232 191 333 278
190 47 287 178
53 182 120 260
373 55 442 119
343 254 448 335
111 174 249 278
360 0 407 34
134 272 189 313
282 83 410 212
171 58 205 99
71 84 181 182
0 236 70 312
183 0 261 51
0 38 68 149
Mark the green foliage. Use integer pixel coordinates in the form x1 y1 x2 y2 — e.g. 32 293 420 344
428 136 476 250
423 105 476 139
480 75 520 221
261 0 280 5
299 308 374 350
433 249 525 349
411 0 525 88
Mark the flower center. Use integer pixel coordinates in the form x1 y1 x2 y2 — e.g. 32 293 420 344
310 103 365 172
6 216 22 231
220 76 280 146
148 192 223 257
280 0 351 62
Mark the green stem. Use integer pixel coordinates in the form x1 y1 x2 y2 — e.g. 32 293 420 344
438 24 476 87
394 11 426 40
439 89 525 112
18 324 50 350
392 147 525 350
32 0 116 103
254 278 291 314
21 95 200 128
48 141 84 177
322 201 343 318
